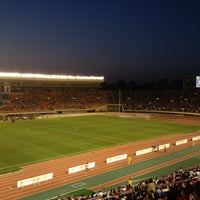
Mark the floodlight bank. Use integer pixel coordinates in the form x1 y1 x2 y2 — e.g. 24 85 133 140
0 72 104 81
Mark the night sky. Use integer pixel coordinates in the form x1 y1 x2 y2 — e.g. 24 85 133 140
0 0 200 83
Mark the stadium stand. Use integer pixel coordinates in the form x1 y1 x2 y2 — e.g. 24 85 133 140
121 89 200 113
1 87 200 114
1 73 200 117
1 87 110 112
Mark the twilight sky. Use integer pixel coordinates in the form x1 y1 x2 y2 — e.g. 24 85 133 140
0 0 200 83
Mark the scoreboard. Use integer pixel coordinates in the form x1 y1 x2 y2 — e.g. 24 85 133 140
184 76 200 88
196 76 200 88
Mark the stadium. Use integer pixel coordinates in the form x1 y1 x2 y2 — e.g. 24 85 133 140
0 72 200 200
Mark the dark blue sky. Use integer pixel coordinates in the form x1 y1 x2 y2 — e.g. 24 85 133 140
0 0 200 83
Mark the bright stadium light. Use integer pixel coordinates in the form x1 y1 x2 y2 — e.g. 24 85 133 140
0 72 104 81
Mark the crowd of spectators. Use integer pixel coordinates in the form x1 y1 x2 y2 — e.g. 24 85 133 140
56 166 200 200
0 87 114 113
121 89 200 113
0 87 200 114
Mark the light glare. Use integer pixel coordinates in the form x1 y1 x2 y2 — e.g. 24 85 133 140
0 72 104 81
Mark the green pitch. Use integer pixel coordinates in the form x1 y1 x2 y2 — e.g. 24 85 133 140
0 114 199 174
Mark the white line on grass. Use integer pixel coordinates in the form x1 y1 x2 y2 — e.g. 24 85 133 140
71 182 86 188
25 125 118 144
25 126 79 135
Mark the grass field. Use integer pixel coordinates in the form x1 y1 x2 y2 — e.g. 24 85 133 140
0 114 200 174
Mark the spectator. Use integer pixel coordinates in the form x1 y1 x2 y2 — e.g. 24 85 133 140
147 178 156 193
